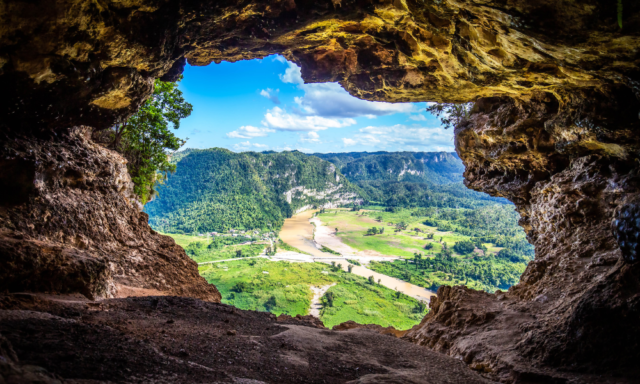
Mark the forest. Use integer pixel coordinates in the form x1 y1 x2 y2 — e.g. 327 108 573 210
145 148 360 233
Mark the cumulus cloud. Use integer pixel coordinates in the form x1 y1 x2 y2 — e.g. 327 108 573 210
273 55 287 64
276 60 415 118
300 131 321 143
259 88 280 104
227 125 275 139
409 114 427 121
342 138 358 146
341 124 454 151
233 141 269 151
279 61 304 85
262 107 356 132
294 83 415 118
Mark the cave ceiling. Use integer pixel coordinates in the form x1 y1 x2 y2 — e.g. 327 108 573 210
1 0 639 131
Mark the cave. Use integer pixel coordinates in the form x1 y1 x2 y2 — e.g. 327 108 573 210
1 0 639 383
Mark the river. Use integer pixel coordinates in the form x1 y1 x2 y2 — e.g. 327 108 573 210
279 210 436 303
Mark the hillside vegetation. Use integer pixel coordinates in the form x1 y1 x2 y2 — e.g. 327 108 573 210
145 148 361 233
313 152 507 209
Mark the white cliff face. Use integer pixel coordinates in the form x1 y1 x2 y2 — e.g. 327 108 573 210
283 182 362 211
398 161 423 178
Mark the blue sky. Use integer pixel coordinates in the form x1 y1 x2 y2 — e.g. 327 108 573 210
176 55 454 153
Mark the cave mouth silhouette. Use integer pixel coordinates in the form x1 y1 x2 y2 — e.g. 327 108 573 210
1 0 639 382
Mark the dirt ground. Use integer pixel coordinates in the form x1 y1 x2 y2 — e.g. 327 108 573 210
0 293 492 384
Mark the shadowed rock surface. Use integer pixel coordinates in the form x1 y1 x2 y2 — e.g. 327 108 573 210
0 127 220 302
0 293 493 384
1 0 640 383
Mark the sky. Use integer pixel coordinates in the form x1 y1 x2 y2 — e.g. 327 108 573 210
176 55 454 154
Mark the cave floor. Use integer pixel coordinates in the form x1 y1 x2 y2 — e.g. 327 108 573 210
0 293 492 384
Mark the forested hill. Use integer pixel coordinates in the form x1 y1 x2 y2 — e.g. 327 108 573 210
313 152 464 185
145 148 361 234
311 151 507 209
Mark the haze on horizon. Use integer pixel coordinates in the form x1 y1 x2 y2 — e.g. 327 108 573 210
176 55 454 154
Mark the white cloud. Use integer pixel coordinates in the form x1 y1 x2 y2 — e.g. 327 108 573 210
294 82 416 118
409 114 427 121
273 55 287 64
227 125 275 139
279 61 304 85
276 60 415 118
300 131 320 143
259 88 280 104
341 124 454 151
262 107 356 132
233 141 269 151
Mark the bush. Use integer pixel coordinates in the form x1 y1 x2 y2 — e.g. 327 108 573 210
453 240 475 255
497 249 529 263
233 281 253 293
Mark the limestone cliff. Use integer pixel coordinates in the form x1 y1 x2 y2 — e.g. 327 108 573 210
1 0 640 382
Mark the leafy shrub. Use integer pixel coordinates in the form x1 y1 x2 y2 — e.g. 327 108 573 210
453 240 475 255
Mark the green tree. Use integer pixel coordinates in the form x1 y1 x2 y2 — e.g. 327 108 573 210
109 77 192 203
324 291 335 307
426 103 473 129
453 240 475 255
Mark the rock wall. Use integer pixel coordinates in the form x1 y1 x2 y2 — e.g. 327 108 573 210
1 0 640 381
405 90 640 381
0 127 220 302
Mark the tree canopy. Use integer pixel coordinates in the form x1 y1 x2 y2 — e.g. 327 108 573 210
106 77 192 203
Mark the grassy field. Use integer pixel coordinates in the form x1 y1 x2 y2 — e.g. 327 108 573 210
189 243 266 263
318 209 500 258
320 275 425 329
162 232 210 248
163 233 267 263
199 259 427 329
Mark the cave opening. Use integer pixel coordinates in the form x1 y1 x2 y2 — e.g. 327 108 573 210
2 0 639 382
135 55 536 331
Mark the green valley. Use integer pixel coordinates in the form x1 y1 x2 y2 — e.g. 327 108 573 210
154 150 535 330
316 206 533 292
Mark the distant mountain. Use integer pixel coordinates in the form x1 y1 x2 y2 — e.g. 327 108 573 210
313 152 464 185
145 148 361 234
310 151 507 209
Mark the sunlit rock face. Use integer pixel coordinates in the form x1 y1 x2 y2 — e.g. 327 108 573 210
1 0 640 381
2 0 639 130
406 88 640 381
